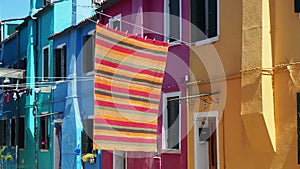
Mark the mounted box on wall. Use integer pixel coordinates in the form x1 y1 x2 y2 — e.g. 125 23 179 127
295 0 300 12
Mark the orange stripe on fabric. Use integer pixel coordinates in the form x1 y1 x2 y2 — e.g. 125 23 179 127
95 64 163 84
95 44 166 66
97 26 168 53
94 76 161 95
94 93 158 110
94 129 156 138
94 109 157 123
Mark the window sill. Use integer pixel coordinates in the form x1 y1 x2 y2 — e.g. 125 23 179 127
169 41 182 47
86 71 94 76
193 36 219 47
40 149 49 152
161 149 181 154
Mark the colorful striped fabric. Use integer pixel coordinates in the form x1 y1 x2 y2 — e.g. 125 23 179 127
93 24 169 152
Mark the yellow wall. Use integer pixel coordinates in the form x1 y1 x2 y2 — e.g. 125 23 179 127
188 0 300 168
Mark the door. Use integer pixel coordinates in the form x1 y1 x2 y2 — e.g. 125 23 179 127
194 112 219 169
53 121 62 169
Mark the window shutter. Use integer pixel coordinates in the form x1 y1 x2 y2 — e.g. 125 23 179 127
207 0 218 38
295 0 300 12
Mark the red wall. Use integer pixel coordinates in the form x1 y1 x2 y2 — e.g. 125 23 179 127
101 0 190 168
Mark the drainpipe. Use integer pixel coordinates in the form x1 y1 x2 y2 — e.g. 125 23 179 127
15 92 20 169
33 17 39 169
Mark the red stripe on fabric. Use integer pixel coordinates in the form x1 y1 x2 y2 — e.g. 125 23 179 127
94 82 160 100
97 24 169 47
95 58 164 78
95 100 158 114
96 39 167 62
94 118 157 129
93 134 157 144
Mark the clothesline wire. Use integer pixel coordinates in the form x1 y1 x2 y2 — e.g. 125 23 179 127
64 1 192 45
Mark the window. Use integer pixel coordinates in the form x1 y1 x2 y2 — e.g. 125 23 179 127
10 118 16 146
18 58 27 85
164 0 182 43
113 151 126 169
19 117 25 149
81 119 94 154
54 45 66 81
191 0 219 43
295 0 300 13
40 116 49 150
109 14 121 31
44 0 51 6
83 35 95 73
42 47 49 81
0 120 7 145
162 92 181 151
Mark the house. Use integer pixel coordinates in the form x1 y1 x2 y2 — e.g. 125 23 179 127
0 0 95 168
90 0 190 168
49 14 101 169
188 0 300 169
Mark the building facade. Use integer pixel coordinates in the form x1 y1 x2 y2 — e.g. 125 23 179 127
188 0 300 169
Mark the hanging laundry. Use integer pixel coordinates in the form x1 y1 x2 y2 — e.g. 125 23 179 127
93 24 169 152
6 93 10 103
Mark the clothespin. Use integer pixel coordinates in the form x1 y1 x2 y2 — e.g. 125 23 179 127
144 36 148 40
153 38 156 41
125 30 128 35
115 27 118 31
106 24 109 28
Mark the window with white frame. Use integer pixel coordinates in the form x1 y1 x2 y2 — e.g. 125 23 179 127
42 46 49 81
162 92 181 151
40 115 49 150
164 0 182 43
191 0 219 44
54 45 66 81
113 151 126 169
83 34 95 74
109 14 121 31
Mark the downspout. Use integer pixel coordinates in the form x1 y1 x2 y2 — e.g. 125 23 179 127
34 18 39 169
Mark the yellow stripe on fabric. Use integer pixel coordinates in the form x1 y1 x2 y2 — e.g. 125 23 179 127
94 76 161 95
94 110 157 125
94 129 156 138
95 64 163 84
97 26 168 53
93 141 157 152
94 93 158 110
95 44 166 66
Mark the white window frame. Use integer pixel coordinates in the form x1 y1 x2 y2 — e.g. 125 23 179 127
164 0 182 45
42 45 50 81
109 14 122 31
40 112 49 152
162 91 181 153
193 0 220 46
113 151 127 169
194 111 220 169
